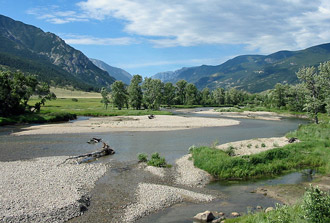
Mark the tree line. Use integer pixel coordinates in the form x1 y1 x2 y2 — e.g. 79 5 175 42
104 61 330 123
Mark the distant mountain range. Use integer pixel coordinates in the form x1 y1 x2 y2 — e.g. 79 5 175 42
152 43 330 92
0 14 119 91
90 58 132 85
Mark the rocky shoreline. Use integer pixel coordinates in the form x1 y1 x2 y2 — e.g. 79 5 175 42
0 157 107 223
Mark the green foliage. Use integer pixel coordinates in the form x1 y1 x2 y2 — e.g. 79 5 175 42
0 70 56 116
128 75 143 110
111 81 128 110
247 143 252 148
147 152 168 168
261 143 266 147
225 145 236 156
137 153 148 162
226 186 330 223
301 186 330 222
142 78 164 110
71 98 78 102
296 61 330 124
100 87 110 110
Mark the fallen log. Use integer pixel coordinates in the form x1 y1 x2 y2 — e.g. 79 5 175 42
59 142 115 165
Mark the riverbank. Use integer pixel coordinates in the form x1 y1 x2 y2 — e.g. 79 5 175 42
12 115 240 135
0 156 106 222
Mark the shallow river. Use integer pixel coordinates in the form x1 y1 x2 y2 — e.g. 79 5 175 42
0 111 310 222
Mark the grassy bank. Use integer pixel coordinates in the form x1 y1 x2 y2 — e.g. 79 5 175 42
28 98 172 116
191 114 330 180
0 112 76 126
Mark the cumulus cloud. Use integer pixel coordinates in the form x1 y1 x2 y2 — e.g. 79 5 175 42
76 0 330 53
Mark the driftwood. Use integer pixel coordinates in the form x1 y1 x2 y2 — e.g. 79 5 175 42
59 142 115 165
148 114 155 119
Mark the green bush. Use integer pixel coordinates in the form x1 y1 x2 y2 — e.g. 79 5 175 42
247 143 252 148
261 143 266 147
137 153 148 162
225 146 236 156
301 186 330 222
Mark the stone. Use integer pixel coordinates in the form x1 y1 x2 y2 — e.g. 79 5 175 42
194 210 215 222
231 212 240 217
265 207 274 213
256 205 262 209
219 212 225 216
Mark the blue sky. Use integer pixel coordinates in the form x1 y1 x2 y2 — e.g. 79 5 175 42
1 0 330 77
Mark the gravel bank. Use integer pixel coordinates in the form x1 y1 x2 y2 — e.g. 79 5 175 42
0 156 106 223
216 137 296 156
12 115 239 135
174 154 212 187
123 183 215 223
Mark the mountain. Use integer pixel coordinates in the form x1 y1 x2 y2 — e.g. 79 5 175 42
90 58 132 85
0 14 115 91
152 43 330 93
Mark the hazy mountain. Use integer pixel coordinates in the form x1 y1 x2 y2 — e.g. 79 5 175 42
0 14 115 91
90 58 132 85
152 43 330 93
151 67 190 83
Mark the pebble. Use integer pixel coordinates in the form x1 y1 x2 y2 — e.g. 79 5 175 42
0 156 106 222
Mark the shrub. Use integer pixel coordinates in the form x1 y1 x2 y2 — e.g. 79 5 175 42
72 98 78 102
261 143 266 147
147 152 169 168
137 153 148 162
247 143 252 148
225 146 236 156
188 145 197 153
301 185 330 222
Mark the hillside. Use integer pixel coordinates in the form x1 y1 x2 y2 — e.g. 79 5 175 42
90 58 132 85
0 14 115 91
152 43 330 92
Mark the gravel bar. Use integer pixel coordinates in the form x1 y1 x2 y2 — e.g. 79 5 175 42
0 156 106 223
174 154 212 187
123 183 215 223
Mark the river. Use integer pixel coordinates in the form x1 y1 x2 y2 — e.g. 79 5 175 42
0 111 310 222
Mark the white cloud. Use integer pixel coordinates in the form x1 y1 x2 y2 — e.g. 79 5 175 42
76 0 330 53
62 34 138 45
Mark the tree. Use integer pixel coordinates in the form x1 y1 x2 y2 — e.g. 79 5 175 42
0 71 55 116
111 81 128 110
142 78 164 110
163 82 176 107
212 88 225 105
185 83 198 105
100 87 110 110
128 75 143 110
272 83 287 109
297 62 329 124
175 80 187 105
201 87 212 106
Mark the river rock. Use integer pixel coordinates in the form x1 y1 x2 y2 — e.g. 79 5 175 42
231 212 240 217
194 210 215 222
218 212 225 216
265 207 274 212
256 205 262 209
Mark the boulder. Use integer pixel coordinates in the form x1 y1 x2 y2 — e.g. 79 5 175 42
231 212 240 217
194 211 215 222
265 207 274 213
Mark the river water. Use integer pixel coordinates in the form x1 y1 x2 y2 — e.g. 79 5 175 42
0 111 311 222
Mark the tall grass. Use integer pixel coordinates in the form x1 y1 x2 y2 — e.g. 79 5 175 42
28 98 172 116
191 115 330 179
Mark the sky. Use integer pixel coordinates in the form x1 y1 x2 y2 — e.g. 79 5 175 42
1 0 330 77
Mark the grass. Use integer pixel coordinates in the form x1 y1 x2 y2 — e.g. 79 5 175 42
0 112 76 125
225 185 330 223
28 98 172 117
191 114 330 180
49 87 102 98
